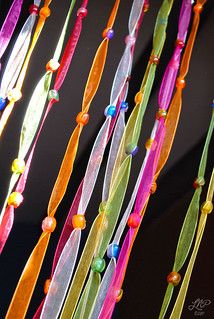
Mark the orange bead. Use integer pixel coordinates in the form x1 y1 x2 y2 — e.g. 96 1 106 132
40 6 51 18
134 91 143 104
76 112 90 126
46 59 60 72
145 138 154 150
193 4 203 13
156 108 167 120
150 55 160 65
44 279 51 294
8 192 23 208
116 289 123 303
127 213 141 228
42 216 57 232
143 3 150 12
150 182 157 194
167 271 181 286
176 77 186 89
72 214 86 229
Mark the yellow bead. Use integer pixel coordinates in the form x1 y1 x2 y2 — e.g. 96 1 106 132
145 138 154 150
156 108 167 120
134 91 143 104
46 59 60 72
200 201 213 214
72 214 86 229
11 158 25 174
8 192 23 208
7 88 22 102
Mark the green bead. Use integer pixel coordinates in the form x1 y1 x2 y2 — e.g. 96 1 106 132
99 201 111 214
48 89 59 102
91 257 106 273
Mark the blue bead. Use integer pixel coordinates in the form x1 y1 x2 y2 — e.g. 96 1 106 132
0 97 6 110
105 105 116 117
212 100 214 108
107 243 120 259
125 143 139 156
120 101 128 111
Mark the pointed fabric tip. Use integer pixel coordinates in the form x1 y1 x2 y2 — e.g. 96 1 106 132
0 205 14 254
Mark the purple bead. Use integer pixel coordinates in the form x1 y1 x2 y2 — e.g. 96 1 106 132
105 29 114 39
131 146 139 156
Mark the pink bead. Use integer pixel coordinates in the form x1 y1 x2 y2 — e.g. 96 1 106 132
42 216 57 232
125 35 136 46
77 7 88 18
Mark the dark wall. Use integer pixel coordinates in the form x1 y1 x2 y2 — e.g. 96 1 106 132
0 0 213 318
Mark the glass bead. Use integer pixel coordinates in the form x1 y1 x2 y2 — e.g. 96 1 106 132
102 28 114 39
76 111 89 125
193 176 205 189
176 77 186 89
150 55 160 65
48 89 59 102
42 216 56 232
134 91 143 104
125 143 138 156
0 97 6 110
120 101 128 111
175 39 185 48
46 59 60 72
127 213 141 228
7 88 22 102
40 6 51 18
29 4 39 15
116 289 123 303
77 7 88 17
150 181 157 194
143 3 150 12
11 158 25 174
105 105 116 117
212 100 214 108
91 257 106 273
125 35 136 46
200 201 213 215
167 271 181 286
8 192 24 208
44 278 51 294
126 75 131 82
194 4 203 13
145 138 154 150
156 108 167 120
99 201 111 214
107 243 120 259
72 214 86 229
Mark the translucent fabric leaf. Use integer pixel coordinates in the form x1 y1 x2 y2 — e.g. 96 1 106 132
90 258 116 319
128 0 145 34
5 232 51 318
170 169 214 319
0 0 23 60
60 213 106 319
158 285 174 319
103 112 125 201
40 229 81 319
0 206 14 253
73 271 100 319
0 14 36 98
78 117 111 214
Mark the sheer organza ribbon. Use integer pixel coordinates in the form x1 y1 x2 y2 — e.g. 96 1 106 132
0 0 23 68
0 0 78 251
0 1 41 101
5 0 120 318
170 166 214 319
0 0 52 137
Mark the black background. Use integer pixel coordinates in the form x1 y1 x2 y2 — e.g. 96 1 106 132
0 0 213 318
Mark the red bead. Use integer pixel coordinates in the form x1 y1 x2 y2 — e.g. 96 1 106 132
29 4 39 15
150 55 160 65
143 3 150 12
76 112 89 125
175 39 185 48
127 213 141 228
194 4 203 13
176 77 186 89
193 177 205 189
167 271 181 286
77 7 88 18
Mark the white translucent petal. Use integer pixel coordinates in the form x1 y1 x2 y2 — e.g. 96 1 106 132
128 0 145 35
